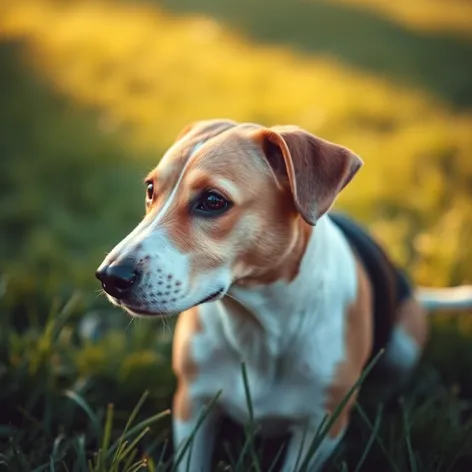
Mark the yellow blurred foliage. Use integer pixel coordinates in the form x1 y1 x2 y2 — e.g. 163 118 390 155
334 0 472 39
1 0 471 287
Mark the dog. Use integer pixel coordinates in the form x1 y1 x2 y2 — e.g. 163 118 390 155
96 119 472 471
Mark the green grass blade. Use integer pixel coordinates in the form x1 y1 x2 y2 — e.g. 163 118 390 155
103 404 115 452
223 442 238 470
400 398 417 472
266 443 287 472
126 459 147 472
355 403 400 472
171 391 222 472
146 457 156 472
95 448 103 472
298 348 384 472
122 448 139 471
73 435 88 472
52 291 83 340
0 455 11 471
30 463 50 472
144 432 167 458
98 403 114 472
113 390 150 464
339 461 349 471
51 434 65 461
240 362 262 472
155 439 169 471
63 390 101 439
107 409 171 460
445 420 472 472
118 427 150 461
294 418 331 472
234 430 257 471
353 404 383 472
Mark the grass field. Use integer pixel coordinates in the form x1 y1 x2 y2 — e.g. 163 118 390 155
1 0 472 470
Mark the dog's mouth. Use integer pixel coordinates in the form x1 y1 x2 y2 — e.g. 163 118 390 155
118 288 226 317
197 288 225 305
120 302 165 317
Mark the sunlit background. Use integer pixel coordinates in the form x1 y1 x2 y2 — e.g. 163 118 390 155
1 0 472 470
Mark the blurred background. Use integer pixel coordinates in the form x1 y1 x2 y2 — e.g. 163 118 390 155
1 0 472 470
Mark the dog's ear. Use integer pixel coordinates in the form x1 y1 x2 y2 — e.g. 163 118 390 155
252 125 363 225
175 119 237 143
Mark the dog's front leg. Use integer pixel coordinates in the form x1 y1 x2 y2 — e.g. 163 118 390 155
280 422 344 472
172 381 219 472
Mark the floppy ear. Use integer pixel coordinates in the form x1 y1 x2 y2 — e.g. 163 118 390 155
252 125 363 225
175 118 237 143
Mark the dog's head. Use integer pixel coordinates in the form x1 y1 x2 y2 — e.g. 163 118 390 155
96 119 363 316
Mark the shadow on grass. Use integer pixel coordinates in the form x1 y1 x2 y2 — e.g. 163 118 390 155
156 0 472 108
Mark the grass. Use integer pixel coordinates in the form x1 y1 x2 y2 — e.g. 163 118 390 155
1 0 472 470
1 296 472 471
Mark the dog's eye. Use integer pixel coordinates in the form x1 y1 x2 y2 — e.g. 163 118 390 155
146 182 154 202
196 191 231 215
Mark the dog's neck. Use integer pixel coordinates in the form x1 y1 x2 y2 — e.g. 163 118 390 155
220 215 358 361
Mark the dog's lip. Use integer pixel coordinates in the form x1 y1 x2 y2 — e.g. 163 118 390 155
120 301 164 317
118 288 226 317
197 288 225 305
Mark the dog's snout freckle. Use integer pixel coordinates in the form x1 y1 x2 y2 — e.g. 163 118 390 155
176 281 182 286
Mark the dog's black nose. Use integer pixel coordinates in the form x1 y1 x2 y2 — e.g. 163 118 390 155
95 260 137 299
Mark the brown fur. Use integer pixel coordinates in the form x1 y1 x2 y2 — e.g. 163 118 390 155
172 306 202 421
143 122 362 291
252 126 363 225
325 256 373 438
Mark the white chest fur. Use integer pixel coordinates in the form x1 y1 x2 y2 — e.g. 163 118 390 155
186 216 358 433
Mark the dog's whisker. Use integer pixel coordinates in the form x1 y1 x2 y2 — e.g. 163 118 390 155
125 316 135 331
161 314 173 335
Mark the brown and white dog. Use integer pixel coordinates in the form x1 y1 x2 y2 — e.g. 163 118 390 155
96 119 472 472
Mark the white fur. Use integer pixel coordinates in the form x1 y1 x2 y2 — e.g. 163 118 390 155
173 216 359 472
383 325 420 373
104 136 205 265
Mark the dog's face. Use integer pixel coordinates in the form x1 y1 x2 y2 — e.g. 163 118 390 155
96 119 363 316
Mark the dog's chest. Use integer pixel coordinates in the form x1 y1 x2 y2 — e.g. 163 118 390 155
188 304 345 431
